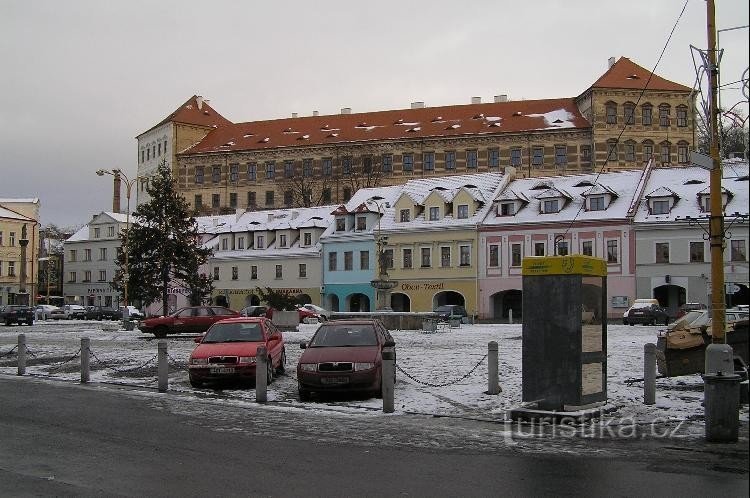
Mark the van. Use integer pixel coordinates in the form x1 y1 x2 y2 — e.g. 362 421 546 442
622 299 659 325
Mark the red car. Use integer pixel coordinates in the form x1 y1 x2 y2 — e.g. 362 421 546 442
138 306 240 338
188 317 286 388
296 319 395 400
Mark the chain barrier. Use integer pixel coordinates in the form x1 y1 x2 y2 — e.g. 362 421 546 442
167 353 188 371
395 353 488 388
46 348 82 373
0 345 18 359
88 347 159 374
25 347 39 359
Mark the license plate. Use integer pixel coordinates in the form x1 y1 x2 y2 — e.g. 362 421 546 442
321 376 349 385
210 367 235 374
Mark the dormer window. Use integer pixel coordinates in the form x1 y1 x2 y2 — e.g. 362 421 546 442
336 218 346 231
279 234 287 248
304 232 312 246
457 204 469 219
400 209 411 222
543 199 560 213
589 196 605 211
356 217 367 231
257 235 265 249
652 200 670 215
500 202 515 216
429 206 440 221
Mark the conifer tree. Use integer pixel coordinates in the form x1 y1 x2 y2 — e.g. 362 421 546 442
113 160 213 313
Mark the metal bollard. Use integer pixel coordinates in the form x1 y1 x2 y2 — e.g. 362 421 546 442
644 343 656 405
488 341 501 395
382 348 395 413
508 309 513 324
157 340 168 393
81 337 90 383
17 334 26 376
256 346 267 403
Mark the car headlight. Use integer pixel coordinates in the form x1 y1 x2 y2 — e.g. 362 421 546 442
299 363 317 372
190 358 207 365
354 362 374 371
239 356 256 364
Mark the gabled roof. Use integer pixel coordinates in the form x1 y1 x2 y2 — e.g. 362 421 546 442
0 205 34 221
588 57 692 92
534 187 573 201
645 186 680 199
180 99 589 155
494 188 530 203
582 184 619 197
137 95 232 138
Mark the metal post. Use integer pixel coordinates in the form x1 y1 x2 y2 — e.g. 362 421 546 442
17 334 26 376
157 340 168 393
382 348 395 413
81 337 90 384
256 346 267 403
508 309 513 324
488 341 501 395
644 343 656 405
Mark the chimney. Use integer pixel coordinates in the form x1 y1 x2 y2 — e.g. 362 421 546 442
608 56 616 68
267 213 274 222
471 97 482 104
494 95 508 103
290 210 299 220
196 95 204 110
113 170 122 214
291 112 298 118
411 101 425 109
313 110 319 116
341 107 352 114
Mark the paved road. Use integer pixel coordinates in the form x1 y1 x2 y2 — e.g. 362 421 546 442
1 375 747 497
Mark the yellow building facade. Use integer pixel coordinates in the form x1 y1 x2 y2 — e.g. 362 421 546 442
0 199 40 305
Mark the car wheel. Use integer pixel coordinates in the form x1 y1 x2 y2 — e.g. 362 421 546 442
629 322 634 326
276 349 286 374
266 359 274 384
298 387 311 401
189 377 203 388
26 320 33 326
153 326 168 339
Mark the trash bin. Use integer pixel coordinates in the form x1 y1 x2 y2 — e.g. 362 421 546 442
703 373 741 442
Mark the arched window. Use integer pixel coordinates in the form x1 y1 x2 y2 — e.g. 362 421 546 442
641 103 653 126
659 104 671 127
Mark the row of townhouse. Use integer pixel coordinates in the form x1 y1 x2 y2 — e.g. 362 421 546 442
62 162 748 319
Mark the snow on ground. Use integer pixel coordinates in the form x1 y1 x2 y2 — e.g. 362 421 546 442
1 320 747 434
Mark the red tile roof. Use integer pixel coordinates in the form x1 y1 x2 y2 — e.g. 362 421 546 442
181 98 590 155
589 57 692 92
137 95 232 137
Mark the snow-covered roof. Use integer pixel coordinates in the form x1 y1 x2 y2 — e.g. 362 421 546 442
0 205 33 221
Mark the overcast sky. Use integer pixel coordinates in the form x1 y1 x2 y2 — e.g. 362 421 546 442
1 0 748 229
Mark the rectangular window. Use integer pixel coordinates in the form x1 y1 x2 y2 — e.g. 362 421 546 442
363 156 372 174
344 251 353 271
652 200 670 215
659 107 670 127
265 191 274 206
557 241 569 256
511 243 522 267
534 242 545 257
445 151 456 170
402 248 412 269
510 148 522 167
440 246 451 267
356 217 367 231
328 252 337 271
303 159 313 177
342 157 351 175
731 240 747 262
642 106 652 126
247 191 256 207
229 192 237 208
284 190 293 207
279 234 287 248
457 205 469 219
360 250 369 270
299 263 307 278
68 270 75 282
543 199 559 213
275 265 282 279
625 143 635 162
624 105 635 125
251 266 258 279
660 144 670 164
382 154 393 172
677 107 688 127
532 147 544 167
69 249 76 262
400 209 410 222
212 166 221 183
194 194 202 209
9 260 16 277
690 241 705 262
230 164 239 182
212 194 220 208
488 148 500 169
606 105 617 124
94 227 100 238
459 245 471 266
107 226 115 237
256 235 265 249
231 266 238 280
304 233 312 246
655 242 670 263
606 239 619 263
581 145 591 163
421 247 432 267
247 163 257 181
500 203 515 216
336 218 346 231
266 162 275 179
99 248 107 260
489 245 499 267
429 206 439 221
322 188 331 203
589 196 605 211
466 150 478 168
384 249 394 270
238 237 245 250
678 145 688 164
99 270 107 282
582 240 593 256
323 158 332 176
402 153 414 172
82 270 91 282
423 152 434 171
608 142 618 161
554 146 567 166
284 160 294 178
213 267 220 281
84 249 92 261
643 144 653 161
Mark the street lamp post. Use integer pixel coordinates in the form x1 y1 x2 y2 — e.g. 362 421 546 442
96 168 137 324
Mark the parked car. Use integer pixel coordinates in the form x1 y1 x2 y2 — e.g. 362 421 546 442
138 306 240 338
85 305 122 320
676 302 707 318
299 304 331 321
119 306 145 320
265 307 322 323
49 307 67 320
622 299 659 325
433 305 468 322
35 304 60 320
626 304 670 326
297 319 395 400
239 305 270 318
188 317 286 388
62 304 87 319
1 305 35 326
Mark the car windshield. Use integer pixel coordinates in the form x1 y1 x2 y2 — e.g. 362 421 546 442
202 322 263 343
310 325 377 347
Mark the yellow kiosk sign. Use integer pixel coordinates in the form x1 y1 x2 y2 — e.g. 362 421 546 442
522 255 607 277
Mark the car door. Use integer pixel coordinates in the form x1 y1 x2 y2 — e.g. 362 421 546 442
172 308 196 334
264 321 283 366
193 307 216 333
